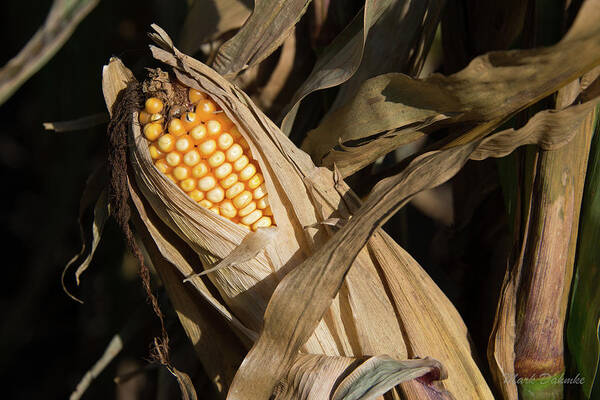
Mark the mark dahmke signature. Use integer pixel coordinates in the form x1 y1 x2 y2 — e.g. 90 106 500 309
503 373 585 385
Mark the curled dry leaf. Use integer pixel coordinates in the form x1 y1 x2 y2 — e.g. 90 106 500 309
304 3 600 174
61 166 108 303
281 0 435 134
212 0 311 77
178 0 252 55
0 0 99 106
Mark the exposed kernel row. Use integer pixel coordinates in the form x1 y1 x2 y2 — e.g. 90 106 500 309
139 87 274 231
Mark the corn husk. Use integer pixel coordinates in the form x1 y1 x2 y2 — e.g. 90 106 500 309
99 25 500 399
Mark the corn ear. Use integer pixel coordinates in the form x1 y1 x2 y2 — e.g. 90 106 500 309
100 25 496 398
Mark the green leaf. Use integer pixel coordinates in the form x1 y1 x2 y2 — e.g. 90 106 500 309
567 107 600 398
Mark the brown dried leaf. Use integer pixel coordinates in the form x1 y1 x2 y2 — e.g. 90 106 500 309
330 0 445 111
61 166 108 303
183 227 279 279
231 89 600 398
0 0 99 105
281 0 437 134
43 113 109 132
212 0 310 76
305 4 600 171
179 0 251 55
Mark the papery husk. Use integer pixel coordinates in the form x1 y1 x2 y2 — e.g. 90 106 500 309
101 25 497 399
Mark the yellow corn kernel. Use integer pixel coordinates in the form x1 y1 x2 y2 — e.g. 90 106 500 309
210 206 220 215
189 189 204 202
241 210 262 226
207 120 222 137
225 144 243 162
233 155 249 171
217 133 234 150
220 200 237 219
192 161 209 178
206 187 225 203
145 97 163 114
226 182 245 199
239 164 256 181
196 99 217 121
252 216 272 230
149 144 164 160
198 175 217 191
143 122 163 141
208 151 226 168
233 191 253 209
189 124 207 143
247 173 263 189
221 173 238 189
157 134 176 153
214 162 232 179
166 151 182 167
198 199 213 209
198 139 217 156
175 135 193 153
183 150 201 167
168 118 186 136
189 88 205 103
238 201 257 217
155 159 172 174
173 165 191 181
256 196 269 210
180 178 196 192
253 184 267 200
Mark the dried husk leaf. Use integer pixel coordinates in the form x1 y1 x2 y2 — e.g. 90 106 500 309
133 194 246 395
